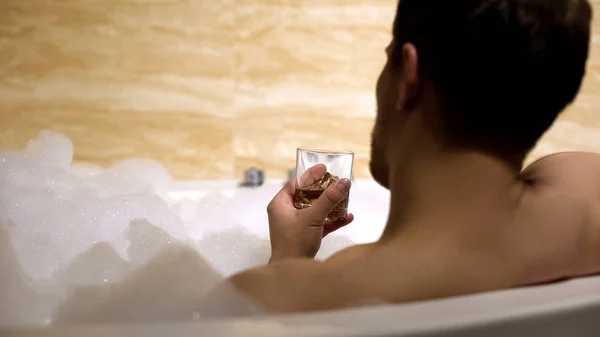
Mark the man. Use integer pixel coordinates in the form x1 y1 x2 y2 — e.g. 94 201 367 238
205 0 595 315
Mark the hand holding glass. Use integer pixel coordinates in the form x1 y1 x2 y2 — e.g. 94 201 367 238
293 148 354 221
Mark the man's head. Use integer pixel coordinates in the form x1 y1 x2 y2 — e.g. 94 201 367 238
370 0 592 187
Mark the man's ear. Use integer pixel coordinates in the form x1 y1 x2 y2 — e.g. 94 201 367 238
396 43 420 111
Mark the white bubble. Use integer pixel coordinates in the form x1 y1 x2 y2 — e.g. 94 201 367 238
24 130 73 169
0 130 387 326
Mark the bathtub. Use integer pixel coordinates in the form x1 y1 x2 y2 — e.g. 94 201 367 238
3 178 600 337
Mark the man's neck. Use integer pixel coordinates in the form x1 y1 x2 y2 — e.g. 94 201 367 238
381 146 527 241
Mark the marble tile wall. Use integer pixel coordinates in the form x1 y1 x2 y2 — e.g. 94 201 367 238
0 0 599 179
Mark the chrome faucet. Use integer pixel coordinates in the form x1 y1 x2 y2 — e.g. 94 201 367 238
240 167 264 187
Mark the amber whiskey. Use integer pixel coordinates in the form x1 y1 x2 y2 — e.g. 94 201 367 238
293 172 349 221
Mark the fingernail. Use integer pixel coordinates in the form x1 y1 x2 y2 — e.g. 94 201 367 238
337 178 351 192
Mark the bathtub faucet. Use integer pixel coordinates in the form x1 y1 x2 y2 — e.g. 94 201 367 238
241 167 264 187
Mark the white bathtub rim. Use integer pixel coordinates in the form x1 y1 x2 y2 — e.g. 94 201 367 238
4 275 600 337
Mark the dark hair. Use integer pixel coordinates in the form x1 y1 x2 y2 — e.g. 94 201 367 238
392 0 592 151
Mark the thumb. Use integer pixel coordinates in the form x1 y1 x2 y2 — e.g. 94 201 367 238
310 178 351 219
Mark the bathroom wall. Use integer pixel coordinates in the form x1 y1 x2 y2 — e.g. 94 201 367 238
0 0 599 180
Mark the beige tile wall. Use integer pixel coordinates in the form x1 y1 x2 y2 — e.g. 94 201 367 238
0 0 599 180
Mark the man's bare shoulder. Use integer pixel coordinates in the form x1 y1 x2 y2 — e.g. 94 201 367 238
517 152 600 279
518 151 600 220
522 151 600 186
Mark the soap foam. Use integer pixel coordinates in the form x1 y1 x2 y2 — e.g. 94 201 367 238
0 130 359 326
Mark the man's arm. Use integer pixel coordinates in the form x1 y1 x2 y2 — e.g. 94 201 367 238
197 165 357 317
199 259 341 316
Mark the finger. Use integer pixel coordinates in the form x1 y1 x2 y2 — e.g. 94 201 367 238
298 164 328 188
323 213 354 237
310 178 351 219
323 212 354 227
270 179 296 207
281 178 295 196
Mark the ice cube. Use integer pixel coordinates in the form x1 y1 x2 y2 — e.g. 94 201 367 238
306 172 339 191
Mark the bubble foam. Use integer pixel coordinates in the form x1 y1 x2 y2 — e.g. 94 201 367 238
0 130 381 326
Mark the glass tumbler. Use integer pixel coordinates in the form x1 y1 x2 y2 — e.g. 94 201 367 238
293 148 354 221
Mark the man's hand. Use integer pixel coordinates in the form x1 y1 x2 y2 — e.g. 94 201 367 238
267 164 354 262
